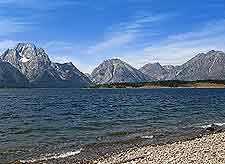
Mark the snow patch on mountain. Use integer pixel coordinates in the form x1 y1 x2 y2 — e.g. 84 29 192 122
20 57 30 63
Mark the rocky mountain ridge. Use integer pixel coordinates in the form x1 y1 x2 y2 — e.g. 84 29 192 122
1 43 51 81
138 50 225 81
175 50 225 81
91 59 155 84
139 62 168 80
0 43 90 88
1 43 225 87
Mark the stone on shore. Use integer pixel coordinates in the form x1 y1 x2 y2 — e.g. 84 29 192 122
97 132 225 164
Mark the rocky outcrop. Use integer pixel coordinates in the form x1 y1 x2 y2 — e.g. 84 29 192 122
91 59 154 84
175 50 225 81
139 63 168 80
162 65 181 80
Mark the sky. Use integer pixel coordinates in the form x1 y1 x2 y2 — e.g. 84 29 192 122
0 0 225 73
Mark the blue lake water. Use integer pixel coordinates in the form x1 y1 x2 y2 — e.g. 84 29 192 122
1 88 225 163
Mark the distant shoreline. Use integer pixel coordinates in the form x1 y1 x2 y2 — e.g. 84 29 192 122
2 80 225 89
90 80 225 89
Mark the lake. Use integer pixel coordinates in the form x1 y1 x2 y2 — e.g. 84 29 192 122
1 88 225 163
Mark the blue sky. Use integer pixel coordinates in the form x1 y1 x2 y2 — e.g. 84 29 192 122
0 0 225 73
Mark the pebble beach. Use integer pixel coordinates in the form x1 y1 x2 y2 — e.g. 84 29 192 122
96 132 225 164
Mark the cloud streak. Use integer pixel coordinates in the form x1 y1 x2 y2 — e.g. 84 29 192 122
87 13 168 55
43 41 93 73
0 17 31 36
122 19 225 68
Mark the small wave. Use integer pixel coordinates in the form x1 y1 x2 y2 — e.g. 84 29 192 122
141 135 154 139
20 149 81 163
200 122 225 129
214 123 225 126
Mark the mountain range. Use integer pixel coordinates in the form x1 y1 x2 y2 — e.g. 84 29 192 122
138 50 225 81
0 43 90 88
91 50 225 84
1 43 225 87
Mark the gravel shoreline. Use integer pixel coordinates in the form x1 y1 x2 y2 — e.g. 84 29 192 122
96 132 225 164
10 131 225 164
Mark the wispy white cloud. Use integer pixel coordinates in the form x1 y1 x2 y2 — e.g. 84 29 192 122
43 41 93 73
122 19 225 68
0 17 31 36
166 20 225 43
52 55 93 73
86 13 168 55
112 14 167 34
87 34 135 55
43 41 74 52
